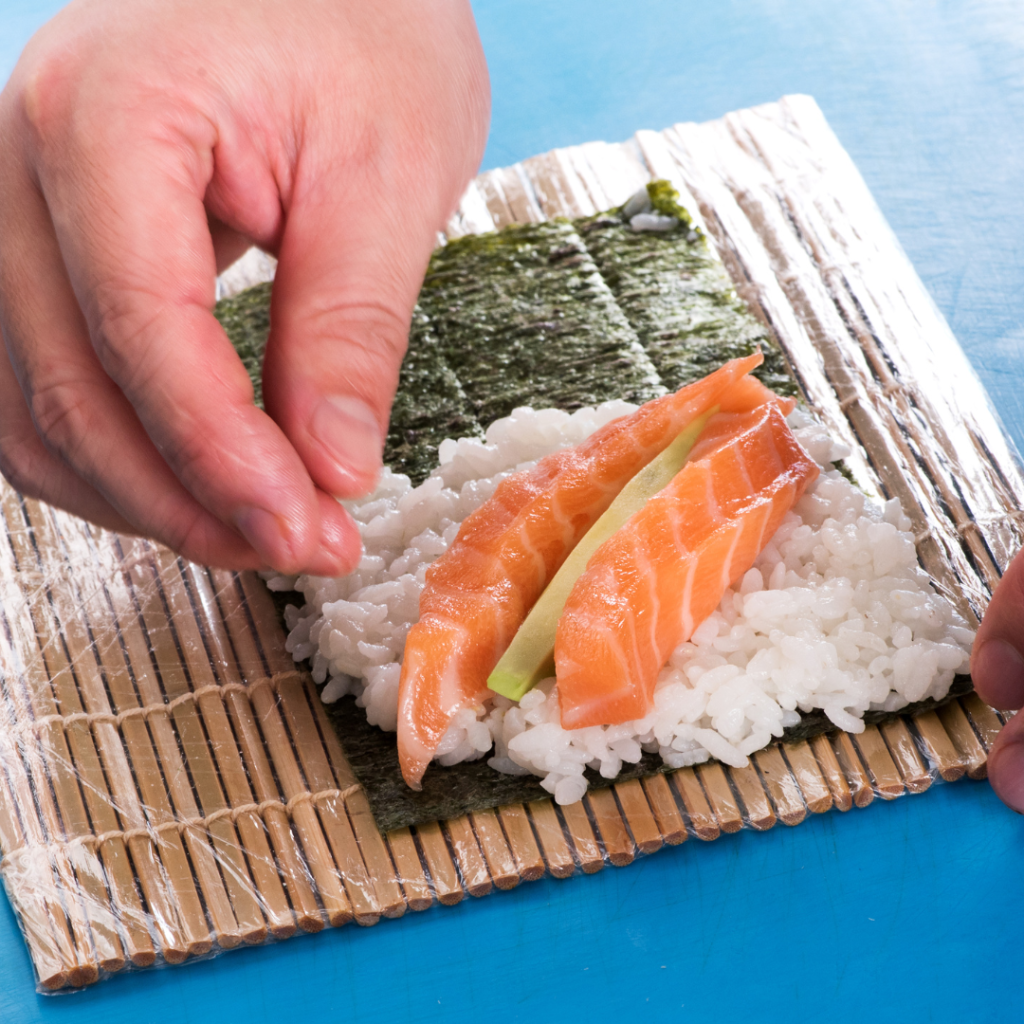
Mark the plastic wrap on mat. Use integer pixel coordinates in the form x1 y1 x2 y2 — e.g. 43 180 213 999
0 497 1012 991
0 94 1021 993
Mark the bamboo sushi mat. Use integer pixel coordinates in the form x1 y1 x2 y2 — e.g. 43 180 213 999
1 94 1020 992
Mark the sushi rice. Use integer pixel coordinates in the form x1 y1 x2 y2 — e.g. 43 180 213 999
270 402 974 806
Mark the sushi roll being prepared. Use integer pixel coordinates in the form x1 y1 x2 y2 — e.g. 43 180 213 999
228 183 972 807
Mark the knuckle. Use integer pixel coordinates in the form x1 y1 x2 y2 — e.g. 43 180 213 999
91 285 168 390
154 503 205 560
0 429 45 499
306 298 410 374
18 49 75 147
160 426 219 494
28 375 92 460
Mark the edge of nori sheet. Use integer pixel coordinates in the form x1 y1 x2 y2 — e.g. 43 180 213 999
222 191 975 835
321 670 974 833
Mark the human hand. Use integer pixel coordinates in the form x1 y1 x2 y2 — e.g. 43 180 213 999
0 0 489 575
971 549 1024 812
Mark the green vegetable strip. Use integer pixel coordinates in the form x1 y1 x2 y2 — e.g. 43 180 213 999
487 409 715 702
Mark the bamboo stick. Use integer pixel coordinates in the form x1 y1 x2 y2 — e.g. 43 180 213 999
271 669 380 924
782 741 833 814
559 800 604 873
298 660 406 918
728 764 776 831
0 651 95 984
136 550 265 943
754 748 806 826
94 547 247 957
937 702 988 779
0 740 73 990
204 570 331 931
527 800 575 878
0 544 97 984
614 779 663 855
698 763 743 833
111 545 246 948
232 571 394 924
472 169 519 229
385 828 432 911
163 558 298 938
670 768 720 840
587 788 635 867
879 719 931 793
498 805 545 881
830 733 873 808
206 572 352 928
0 507 129 972
446 815 492 897
29 507 204 963
810 735 852 812
470 808 520 890
913 711 966 782
641 774 687 845
415 821 463 905
961 694 1004 752
277 615 407 921
852 726 904 799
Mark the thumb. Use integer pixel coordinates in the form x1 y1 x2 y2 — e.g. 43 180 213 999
262 180 438 500
972 549 1024 712
986 709 1024 814
973 549 1024 813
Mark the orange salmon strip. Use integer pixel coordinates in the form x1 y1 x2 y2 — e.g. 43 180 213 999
555 402 819 730
397 353 779 788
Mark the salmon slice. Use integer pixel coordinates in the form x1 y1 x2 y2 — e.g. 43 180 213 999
555 402 819 730
397 353 774 787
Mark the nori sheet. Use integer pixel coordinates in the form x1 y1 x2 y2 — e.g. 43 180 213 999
418 220 664 424
219 189 972 834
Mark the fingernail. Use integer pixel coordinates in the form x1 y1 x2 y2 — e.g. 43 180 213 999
972 639 1024 709
234 506 293 568
310 395 382 495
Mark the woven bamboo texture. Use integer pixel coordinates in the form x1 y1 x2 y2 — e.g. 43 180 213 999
0 95 1016 991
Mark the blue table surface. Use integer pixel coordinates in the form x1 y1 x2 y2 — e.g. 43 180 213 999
0 1 1022 1021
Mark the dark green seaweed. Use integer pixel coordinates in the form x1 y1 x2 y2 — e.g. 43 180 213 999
214 280 272 409
383 307 483 481
419 220 664 424
220 187 968 834
580 213 795 396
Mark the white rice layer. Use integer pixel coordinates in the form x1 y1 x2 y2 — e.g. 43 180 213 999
270 403 973 806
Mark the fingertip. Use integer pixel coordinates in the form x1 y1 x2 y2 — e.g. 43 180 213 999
971 639 1024 711
987 712 1024 814
233 503 314 575
303 491 362 578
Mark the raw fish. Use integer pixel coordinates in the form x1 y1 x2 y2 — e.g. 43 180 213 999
397 354 770 787
555 402 819 729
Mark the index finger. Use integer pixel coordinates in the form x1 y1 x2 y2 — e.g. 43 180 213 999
28 87 359 574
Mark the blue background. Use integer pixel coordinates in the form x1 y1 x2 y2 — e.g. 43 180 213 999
0 1 1022 1021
